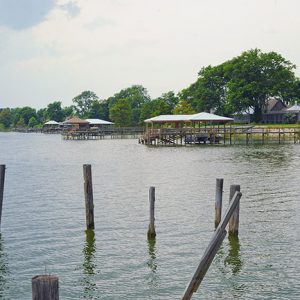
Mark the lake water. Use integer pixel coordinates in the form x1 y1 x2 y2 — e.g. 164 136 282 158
0 132 299 299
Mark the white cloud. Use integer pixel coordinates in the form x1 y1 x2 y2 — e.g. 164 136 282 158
1 0 300 108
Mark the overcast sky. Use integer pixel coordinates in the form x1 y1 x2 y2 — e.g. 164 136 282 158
1 0 300 108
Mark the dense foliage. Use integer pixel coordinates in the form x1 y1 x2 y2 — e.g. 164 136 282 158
1 49 299 129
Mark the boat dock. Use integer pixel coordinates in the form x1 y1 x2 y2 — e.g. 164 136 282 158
62 127 144 140
139 126 300 146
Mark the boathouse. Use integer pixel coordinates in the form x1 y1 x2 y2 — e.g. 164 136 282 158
85 119 114 129
142 112 233 145
63 117 90 130
43 120 60 129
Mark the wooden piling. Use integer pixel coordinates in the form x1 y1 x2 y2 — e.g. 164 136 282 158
32 275 59 300
229 185 240 236
215 178 223 228
83 164 95 230
182 191 242 299
147 186 156 238
0 165 5 226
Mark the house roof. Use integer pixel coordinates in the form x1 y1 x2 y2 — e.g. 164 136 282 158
85 118 114 125
63 117 89 124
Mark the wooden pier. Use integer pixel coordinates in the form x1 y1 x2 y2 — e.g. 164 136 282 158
62 127 144 140
140 126 300 146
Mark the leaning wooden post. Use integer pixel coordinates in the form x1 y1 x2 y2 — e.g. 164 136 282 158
215 178 223 228
32 275 59 300
83 164 95 230
147 186 156 238
0 165 5 227
182 191 242 300
229 185 240 236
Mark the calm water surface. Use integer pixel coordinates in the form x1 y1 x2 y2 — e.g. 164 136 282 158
0 132 299 299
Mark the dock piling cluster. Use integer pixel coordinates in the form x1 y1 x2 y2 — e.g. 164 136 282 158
1 162 243 299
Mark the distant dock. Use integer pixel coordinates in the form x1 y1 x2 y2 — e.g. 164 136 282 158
61 127 144 140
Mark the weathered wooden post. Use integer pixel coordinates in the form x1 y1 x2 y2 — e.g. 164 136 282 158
215 178 223 228
32 275 59 300
0 165 5 226
147 186 156 238
229 185 240 236
182 191 242 300
83 164 94 230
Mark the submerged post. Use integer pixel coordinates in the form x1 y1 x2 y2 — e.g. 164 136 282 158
32 275 59 300
0 165 5 226
83 164 95 230
215 178 223 228
147 186 156 238
229 185 240 236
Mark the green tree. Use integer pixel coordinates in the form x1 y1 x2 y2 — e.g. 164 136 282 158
72 91 99 118
140 91 179 123
159 91 179 112
0 108 12 128
179 49 299 122
37 108 47 124
109 98 132 126
172 100 196 114
16 117 26 128
107 85 150 125
226 49 297 121
46 101 64 122
15 107 37 126
63 106 75 119
28 116 38 127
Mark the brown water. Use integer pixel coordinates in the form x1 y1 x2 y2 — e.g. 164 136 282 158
0 132 299 299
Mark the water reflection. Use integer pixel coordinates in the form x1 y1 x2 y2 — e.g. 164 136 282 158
82 229 98 299
147 237 158 289
234 146 290 168
0 234 9 297
147 237 157 273
224 235 243 275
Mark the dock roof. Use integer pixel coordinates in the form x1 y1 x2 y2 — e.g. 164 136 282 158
44 120 59 125
63 117 89 124
190 112 233 122
144 112 233 123
85 118 114 125
144 115 191 123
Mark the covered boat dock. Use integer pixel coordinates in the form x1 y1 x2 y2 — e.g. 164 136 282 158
140 112 300 146
141 112 233 146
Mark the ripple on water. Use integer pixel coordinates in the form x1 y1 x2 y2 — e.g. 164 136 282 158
0 133 299 299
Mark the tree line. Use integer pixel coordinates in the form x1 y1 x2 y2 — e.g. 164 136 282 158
1 49 300 129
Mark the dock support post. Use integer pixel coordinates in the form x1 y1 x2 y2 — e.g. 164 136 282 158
229 185 240 236
32 275 59 300
215 178 223 228
83 164 95 230
147 186 156 238
0 165 5 226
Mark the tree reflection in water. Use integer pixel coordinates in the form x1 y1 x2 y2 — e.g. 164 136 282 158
82 229 99 299
0 234 9 297
147 237 159 289
225 235 243 275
